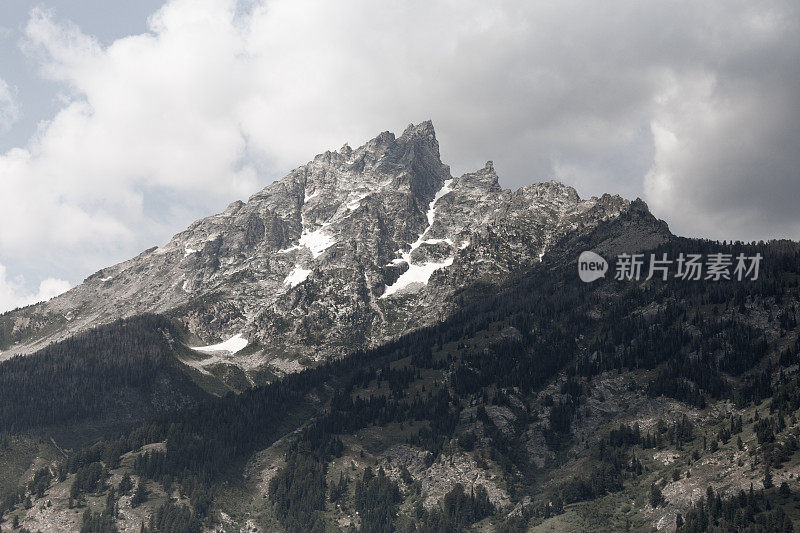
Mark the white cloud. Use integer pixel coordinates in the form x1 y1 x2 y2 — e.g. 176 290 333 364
0 78 20 130
0 0 797 290
36 277 72 303
0 263 71 313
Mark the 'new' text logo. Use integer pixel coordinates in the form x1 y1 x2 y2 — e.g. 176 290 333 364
578 251 608 282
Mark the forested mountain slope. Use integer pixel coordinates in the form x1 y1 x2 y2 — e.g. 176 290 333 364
0 315 216 446
2 200 799 532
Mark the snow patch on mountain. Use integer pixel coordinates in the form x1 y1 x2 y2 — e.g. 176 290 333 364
193 333 248 354
381 257 455 298
383 179 455 298
299 224 335 258
427 179 453 225
346 192 370 211
284 267 312 288
422 238 453 246
277 245 300 254
389 179 454 267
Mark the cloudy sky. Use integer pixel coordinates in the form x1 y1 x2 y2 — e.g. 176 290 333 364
0 0 798 312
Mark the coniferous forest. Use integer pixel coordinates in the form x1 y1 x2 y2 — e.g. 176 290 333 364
1 236 800 532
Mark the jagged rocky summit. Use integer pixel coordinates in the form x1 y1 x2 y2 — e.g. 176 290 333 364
0 121 665 384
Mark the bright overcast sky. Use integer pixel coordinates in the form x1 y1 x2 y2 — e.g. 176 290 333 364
0 0 798 312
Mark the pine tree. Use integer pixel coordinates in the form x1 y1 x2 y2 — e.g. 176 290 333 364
105 488 117 519
131 481 147 508
764 469 774 489
118 473 133 495
650 484 665 508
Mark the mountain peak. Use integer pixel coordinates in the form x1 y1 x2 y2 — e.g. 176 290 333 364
453 161 501 194
2 122 656 375
401 120 436 139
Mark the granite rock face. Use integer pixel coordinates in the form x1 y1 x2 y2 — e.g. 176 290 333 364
0 121 667 382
